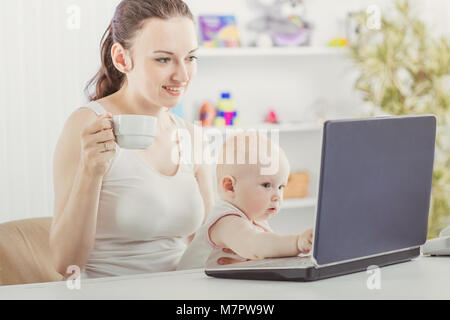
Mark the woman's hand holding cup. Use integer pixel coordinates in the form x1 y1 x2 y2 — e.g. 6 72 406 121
80 113 117 178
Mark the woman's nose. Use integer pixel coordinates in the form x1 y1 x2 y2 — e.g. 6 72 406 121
173 61 190 83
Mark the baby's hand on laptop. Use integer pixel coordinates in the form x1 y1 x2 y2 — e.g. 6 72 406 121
217 248 251 265
297 229 313 254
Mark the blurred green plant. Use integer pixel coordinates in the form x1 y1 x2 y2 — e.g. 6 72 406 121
349 0 450 238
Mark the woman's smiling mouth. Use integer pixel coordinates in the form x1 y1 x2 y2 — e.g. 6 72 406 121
162 85 184 96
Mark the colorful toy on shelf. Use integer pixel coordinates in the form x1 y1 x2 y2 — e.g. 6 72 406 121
328 38 349 47
264 108 279 123
246 0 312 47
198 101 216 126
198 15 241 48
214 92 240 127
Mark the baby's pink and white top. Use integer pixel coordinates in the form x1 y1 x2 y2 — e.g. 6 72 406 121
177 199 271 270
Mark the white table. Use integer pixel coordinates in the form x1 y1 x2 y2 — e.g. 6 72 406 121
0 256 449 300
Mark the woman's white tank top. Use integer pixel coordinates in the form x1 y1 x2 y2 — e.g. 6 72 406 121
80 101 205 279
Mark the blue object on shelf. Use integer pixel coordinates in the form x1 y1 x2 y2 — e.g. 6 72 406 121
221 92 231 99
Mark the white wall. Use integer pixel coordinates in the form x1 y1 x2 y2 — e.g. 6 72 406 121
0 0 120 223
0 0 449 224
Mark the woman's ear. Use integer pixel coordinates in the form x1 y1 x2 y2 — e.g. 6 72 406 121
111 43 133 73
221 175 236 197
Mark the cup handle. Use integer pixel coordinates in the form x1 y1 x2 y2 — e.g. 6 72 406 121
106 118 116 136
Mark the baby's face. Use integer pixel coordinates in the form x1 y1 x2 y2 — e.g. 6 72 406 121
233 155 290 222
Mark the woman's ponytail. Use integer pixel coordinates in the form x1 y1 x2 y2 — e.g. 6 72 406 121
85 23 125 102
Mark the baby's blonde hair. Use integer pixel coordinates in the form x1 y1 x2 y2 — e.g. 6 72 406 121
216 131 288 186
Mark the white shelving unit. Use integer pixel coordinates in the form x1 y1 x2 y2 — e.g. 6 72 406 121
198 47 348 57
188 45 351 233
283 197 317 209
203 122 323 135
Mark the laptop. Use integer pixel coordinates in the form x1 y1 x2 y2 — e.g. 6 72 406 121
205 115 437 281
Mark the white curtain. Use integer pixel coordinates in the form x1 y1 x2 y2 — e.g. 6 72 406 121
0 0 120 223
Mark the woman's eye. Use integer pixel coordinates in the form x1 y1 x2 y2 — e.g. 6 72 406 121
279 185 286 190
156 57 170 64
262 183 271 188
156 56 198 64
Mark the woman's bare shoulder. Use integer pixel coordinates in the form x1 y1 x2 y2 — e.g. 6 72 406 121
70 105 99 123
54 106 99 156
62 105 99 134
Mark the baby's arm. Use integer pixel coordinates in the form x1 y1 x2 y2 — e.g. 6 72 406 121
210 215 306 260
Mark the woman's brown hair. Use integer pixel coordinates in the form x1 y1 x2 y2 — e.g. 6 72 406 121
84 0 194 102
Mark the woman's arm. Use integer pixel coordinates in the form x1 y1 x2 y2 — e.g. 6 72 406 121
210 215 301 260
50 108 112 277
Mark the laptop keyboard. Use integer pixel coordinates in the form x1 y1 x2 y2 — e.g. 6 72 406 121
212 255 314 269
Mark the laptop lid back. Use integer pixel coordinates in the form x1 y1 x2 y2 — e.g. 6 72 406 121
313 115 436 266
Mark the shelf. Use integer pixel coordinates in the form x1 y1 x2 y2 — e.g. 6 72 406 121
283 197 317 210
203 122 323 135
198 47 348 57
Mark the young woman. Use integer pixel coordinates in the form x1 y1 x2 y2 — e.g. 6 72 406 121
50 0 215 279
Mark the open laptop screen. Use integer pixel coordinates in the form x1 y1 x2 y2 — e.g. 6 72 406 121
313 115 436 266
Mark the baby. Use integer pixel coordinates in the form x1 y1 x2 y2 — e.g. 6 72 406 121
177 131 313 270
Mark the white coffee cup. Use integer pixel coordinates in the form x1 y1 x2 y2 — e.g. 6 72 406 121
109 115 158 149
